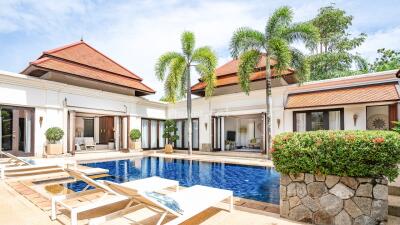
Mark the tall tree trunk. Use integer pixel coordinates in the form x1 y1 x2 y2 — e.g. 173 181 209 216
265 55 272 159
186 65 193 155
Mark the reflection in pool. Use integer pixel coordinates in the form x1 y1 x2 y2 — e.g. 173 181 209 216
68 157 280 204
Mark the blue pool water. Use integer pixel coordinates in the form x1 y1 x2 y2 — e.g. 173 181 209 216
67 157 280 204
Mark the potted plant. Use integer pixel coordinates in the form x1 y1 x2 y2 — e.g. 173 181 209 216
163 120 178 154
45 127 64 155
129 129 142 151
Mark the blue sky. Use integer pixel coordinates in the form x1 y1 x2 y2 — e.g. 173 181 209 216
0 0 399 100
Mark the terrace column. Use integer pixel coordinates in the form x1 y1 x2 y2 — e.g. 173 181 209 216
220 116 225 151
122 117 128 149
94 117 99 144
114 116 120 151
69 111 76 154
62 106 68 154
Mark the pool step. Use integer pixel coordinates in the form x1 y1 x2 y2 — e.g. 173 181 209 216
389 215 400 225
389 195 400 217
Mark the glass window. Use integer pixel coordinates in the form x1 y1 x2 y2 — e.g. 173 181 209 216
192 119 199 149
329 111 341 130
295 113 306 132
294 109 343 132
150 120 158 148
184 121 189 149
175 120 183 148
367 105 389 130
1 108 13 151
311 112 324 130
159 121 165 148
83 118 94 137
141 120 149 149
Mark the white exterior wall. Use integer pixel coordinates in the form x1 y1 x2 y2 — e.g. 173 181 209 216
167 86 288 151
0 71 167 156
0 70 397 156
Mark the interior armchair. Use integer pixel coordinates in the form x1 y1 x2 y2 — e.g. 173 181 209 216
249 138 261 149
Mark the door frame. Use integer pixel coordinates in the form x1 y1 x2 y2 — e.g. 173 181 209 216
0 105 35 156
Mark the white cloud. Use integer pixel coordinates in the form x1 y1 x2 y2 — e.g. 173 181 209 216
356 27 400 62
0 0 399 100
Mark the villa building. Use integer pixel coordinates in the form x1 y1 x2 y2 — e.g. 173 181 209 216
0 41 399 157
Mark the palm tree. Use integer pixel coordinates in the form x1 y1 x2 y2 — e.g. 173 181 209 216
230 6 319 158
156 31 217 155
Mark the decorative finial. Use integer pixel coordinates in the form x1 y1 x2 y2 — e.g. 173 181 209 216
80 36 83 42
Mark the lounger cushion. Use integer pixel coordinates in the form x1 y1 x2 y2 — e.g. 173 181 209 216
145 191 184 214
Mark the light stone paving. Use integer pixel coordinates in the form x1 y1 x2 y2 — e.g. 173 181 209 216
3 151 398 225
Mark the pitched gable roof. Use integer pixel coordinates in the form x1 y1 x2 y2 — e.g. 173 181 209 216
43 41 142 80
191 56 295 94
22 41 155 95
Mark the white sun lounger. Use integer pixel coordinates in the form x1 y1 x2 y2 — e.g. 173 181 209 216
51 169 179 225
0 154 77 179
89 181 233 225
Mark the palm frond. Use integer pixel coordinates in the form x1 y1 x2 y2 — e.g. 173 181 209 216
164 56 186 103
238 49 262 94
230 27 265 58
265 6 293 39
268 38 291 75
192 46 218 97
155 52 182 81
290 48 310 83
281 22 319 46
192 46 218 71
352 53 369 73
181 31 195 58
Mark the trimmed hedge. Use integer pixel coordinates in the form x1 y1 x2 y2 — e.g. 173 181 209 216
129 129 141 141
272 130 400 181
45 127 64 144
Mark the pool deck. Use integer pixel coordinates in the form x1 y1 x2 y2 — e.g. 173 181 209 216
2 151 399 225
0 178 302 225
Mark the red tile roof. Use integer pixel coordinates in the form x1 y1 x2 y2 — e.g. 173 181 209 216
288 73 397 92
23 41 154 94
43 41 142 80
286 83 400 109
32 57 154 93
215 56 278 77
191 57 294 92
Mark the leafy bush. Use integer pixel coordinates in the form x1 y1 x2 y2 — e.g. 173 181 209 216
272 130 400 181
129 129 141 141
163 120 179 144
392 121 400 134
45 127 64 144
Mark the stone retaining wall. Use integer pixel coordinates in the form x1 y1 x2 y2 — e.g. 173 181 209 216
280 173 388 225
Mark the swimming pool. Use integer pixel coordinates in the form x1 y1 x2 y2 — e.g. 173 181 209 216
68 157 280 204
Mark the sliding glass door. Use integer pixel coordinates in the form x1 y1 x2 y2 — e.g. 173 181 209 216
141 119 149 149
212 116 221 151
0 106 34 156
141 118 165 150
174 118 199 151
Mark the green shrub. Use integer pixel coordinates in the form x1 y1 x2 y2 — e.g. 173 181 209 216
392 121 400 134
272 130 400 181
129 129 141 141
45 127 64 144
163 120 179 144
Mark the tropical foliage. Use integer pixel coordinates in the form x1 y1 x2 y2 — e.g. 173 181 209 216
162 120 179 145
155 31 217 154
392 121 400 134
45 127 64 144
229 6 319 155
129 129 141 141
308 5 368 80
272 130 400 181
369 48 400 72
